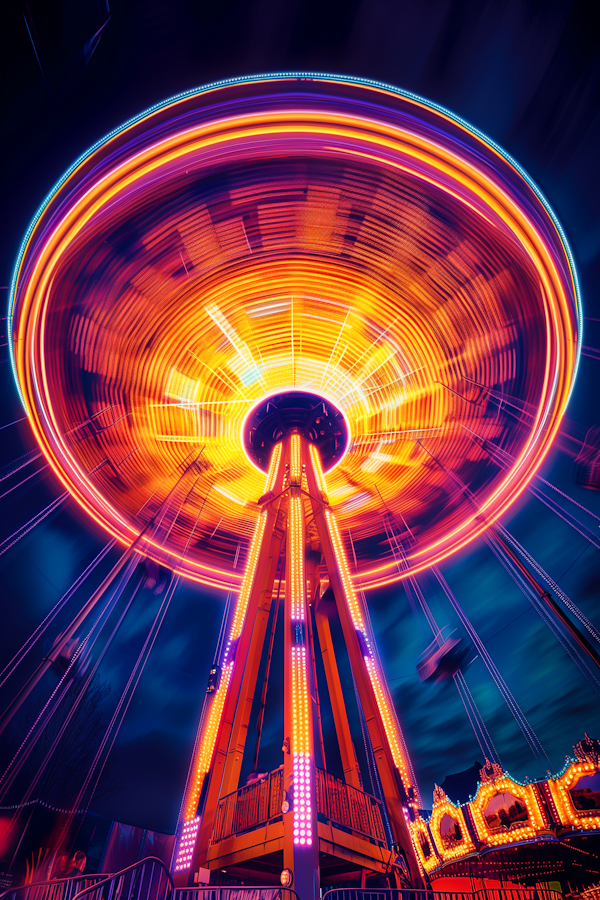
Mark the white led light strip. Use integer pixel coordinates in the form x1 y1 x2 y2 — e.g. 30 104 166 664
174 816 200 872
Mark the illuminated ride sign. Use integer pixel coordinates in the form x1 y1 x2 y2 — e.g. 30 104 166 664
415 741 600 876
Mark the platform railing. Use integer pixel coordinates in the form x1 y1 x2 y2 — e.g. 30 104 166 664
175 887 300 900
315 769 386 845
0 874 106 900
70 857 173 900
323 888 565 900
211 765 386 846
212 768 284 843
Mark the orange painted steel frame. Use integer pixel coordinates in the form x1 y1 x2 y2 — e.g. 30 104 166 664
283 432 320 899
304 442 423 886
175 435 426 893
175 442 286 879
313 607 362 791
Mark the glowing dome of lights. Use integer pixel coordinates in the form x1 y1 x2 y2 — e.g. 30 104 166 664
10 74 580 590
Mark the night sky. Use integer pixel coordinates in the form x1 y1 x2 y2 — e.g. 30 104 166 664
1 0 600 835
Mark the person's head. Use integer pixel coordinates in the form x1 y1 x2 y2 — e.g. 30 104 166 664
50 851 69 877
72 851 86 873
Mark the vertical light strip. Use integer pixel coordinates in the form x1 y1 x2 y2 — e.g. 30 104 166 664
308 443 328 501
290 495 305 622
290 433 302 485
228 513 267 642
289 440 313 847
324 508 365 632
292 645 312 846
364 656 409 781
228 441 281 645
175 443 282 872
182 663 233 819
265 441 282 493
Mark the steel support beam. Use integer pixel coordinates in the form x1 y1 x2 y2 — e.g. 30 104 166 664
303 442 423 887
282 432 320 900
185 445 286 881
314 605 362 789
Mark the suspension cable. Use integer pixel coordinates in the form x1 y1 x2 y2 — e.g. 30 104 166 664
0 566 146 848
430 566 550 770
496 523 600 644
0 540 116 688
0 492 69 558
0 454 201 735
485 534 600 697
0 449 42 483
348 527 421 802
72 487 207 839
0 556 140 802
382 514 502 770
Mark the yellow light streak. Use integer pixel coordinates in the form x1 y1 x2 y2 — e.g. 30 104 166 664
11 79 579 591
183 661 232 819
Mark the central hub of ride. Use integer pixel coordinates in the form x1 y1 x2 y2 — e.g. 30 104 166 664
243 391 349 473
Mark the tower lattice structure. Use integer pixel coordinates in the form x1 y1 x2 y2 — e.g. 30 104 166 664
173 429 423 895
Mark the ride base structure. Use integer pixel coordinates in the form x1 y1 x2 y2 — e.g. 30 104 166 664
172 400 423 895
168 396 600 897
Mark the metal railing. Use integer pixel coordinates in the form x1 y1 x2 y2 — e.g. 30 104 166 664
211 765 386 846
475 892 564 900
212 769 284 842
315 769 386 844
175 888 300 900
70 858 173 900
323 889 564 900
0 875 106 900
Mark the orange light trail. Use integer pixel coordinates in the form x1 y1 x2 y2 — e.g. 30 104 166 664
181 661 232 821
9 75 579 590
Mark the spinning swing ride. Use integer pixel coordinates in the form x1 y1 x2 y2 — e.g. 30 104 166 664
4 74 600 893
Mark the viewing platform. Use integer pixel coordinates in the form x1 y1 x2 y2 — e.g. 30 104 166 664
206 767 393 883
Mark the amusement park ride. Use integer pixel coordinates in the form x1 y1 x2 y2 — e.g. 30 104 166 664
5 74 600 896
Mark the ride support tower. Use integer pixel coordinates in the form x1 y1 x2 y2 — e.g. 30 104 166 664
173 393 422 893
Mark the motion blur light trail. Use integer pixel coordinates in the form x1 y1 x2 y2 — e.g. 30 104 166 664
9 74 580 589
